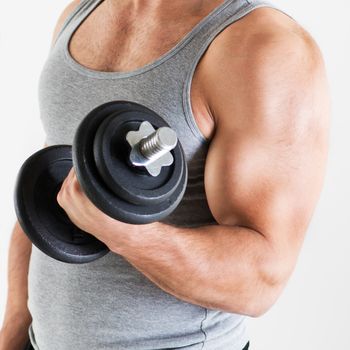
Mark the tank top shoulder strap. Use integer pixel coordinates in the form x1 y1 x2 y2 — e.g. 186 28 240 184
176 0 291 142
178 0 291 69
53 0 102 48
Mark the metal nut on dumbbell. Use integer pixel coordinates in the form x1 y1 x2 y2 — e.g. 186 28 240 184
127 121 178 176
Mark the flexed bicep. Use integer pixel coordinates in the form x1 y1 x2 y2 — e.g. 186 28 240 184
203 25 330 265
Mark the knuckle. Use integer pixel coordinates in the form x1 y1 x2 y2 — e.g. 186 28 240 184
56 184 67 206
56 191 63 206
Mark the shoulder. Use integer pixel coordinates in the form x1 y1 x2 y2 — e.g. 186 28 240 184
206 7 323 71
52 0 82 44
199 7 327 127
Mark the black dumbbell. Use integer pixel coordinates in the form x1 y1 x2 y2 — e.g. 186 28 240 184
15 101 187 264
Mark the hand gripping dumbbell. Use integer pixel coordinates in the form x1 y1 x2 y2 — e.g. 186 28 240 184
15 101 187 264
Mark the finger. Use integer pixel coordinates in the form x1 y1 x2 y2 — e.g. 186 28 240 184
57 167 74 204
69 169 84 194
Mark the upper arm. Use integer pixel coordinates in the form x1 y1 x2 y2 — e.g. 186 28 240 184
51 0 81 45
203 13 330 269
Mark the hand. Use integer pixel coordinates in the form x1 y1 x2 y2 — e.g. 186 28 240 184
56 168 154 253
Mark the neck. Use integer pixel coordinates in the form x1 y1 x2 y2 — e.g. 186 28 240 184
107 0 218 19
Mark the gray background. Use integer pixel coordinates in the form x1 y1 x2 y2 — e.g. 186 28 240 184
0 0 349 348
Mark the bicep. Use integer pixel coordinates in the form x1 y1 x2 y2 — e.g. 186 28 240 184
205 117 327 242
204 33 330 257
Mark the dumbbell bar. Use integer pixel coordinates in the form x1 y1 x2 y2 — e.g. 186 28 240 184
15 101 187 264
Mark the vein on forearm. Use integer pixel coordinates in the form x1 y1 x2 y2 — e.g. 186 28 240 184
119 223 274 314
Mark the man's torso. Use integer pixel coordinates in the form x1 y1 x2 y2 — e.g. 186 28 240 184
28 1 294 349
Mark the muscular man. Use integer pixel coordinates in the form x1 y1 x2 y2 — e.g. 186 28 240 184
0 0 330 349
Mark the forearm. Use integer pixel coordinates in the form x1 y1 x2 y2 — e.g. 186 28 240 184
116 222 286 317
1 222 32 349
57 168 288 316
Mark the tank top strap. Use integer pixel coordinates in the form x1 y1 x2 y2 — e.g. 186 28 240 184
173 0 285 142
53 0 102 48
179 0 283 59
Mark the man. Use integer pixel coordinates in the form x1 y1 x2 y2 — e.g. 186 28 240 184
0 0 330 349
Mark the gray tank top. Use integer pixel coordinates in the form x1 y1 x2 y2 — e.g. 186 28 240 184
28 1 281 349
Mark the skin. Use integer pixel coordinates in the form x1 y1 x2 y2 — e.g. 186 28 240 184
0 223 32 350
1 0 330 348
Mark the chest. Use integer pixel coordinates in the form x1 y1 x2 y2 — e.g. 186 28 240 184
69 2 199 73
67 2 215 139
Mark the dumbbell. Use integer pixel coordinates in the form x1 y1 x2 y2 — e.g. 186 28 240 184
15 101 187 264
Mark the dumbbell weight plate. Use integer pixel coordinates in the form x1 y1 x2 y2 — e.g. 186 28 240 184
93 109 184 205
73 101 188 224
14 146 108 264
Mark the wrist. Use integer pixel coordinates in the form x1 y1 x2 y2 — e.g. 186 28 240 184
110 221 165 256
2 307 31 331
114 221 177 258
0 317 31 350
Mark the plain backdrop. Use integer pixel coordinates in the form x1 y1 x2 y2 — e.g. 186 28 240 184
0 0 349 349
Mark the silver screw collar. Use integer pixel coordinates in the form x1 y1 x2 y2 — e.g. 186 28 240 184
126 121 178 177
